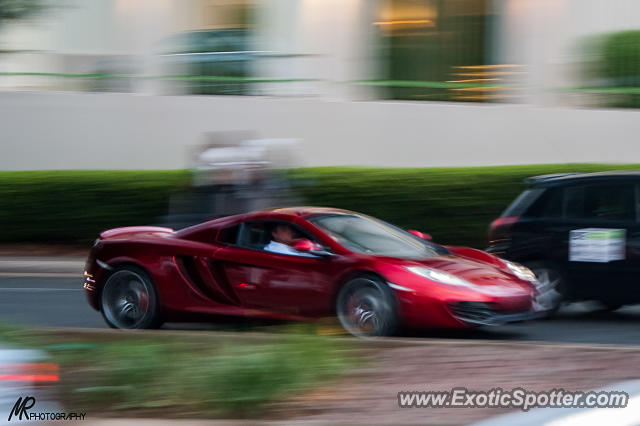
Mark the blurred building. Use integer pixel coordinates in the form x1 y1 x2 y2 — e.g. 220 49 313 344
1 1 640 170
2 0 640 104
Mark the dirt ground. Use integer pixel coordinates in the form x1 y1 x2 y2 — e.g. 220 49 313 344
272 340 640 425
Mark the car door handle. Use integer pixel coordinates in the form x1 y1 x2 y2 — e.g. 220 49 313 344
233 283 257 290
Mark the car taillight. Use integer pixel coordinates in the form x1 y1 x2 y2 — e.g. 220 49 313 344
490 216 520 228
488 216 519 243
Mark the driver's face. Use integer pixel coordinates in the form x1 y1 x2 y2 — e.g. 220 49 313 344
272 225 295 245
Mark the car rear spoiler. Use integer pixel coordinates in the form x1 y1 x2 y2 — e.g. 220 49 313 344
100 226 174 240
524 173 581 185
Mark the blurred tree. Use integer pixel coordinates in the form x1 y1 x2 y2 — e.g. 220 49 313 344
0 0 47 22
602 30 640 87
582 30 640 108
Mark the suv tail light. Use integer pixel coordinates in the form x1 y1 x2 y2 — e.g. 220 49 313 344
488 216 520 244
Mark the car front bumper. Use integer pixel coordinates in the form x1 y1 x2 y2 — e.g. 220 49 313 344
448 301 542 326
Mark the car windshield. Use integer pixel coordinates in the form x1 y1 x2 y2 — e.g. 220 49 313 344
309 214 447 259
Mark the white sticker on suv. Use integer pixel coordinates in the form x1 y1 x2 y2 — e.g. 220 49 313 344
569 228 626 263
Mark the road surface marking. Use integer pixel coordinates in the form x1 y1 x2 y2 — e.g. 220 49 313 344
0 272 79 278
0 288 80 292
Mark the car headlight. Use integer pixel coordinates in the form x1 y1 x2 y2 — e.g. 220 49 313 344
504 261 536 282
405 265 530 297
406 266 474 288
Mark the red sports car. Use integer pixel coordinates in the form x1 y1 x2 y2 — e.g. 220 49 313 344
84 207 538 336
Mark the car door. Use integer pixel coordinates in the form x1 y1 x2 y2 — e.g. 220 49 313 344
615 182 640 302
561 182 637 300
211 220 336 317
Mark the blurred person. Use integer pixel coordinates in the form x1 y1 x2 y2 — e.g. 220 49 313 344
264 224 316 257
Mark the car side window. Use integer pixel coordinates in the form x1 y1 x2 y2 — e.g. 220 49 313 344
565 184 635 221
564 186 586 219
217 224 240 245
236 221 319 252
237 222 270 250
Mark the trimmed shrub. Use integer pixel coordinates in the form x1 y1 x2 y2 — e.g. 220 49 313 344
1 164 639 248
0 170 190 243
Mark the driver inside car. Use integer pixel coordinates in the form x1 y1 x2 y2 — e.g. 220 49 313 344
264 224 318 257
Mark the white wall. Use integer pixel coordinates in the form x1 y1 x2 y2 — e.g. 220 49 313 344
0 91 638 170
252 0 379 99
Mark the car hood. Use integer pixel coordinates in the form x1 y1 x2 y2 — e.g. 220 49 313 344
406 255 531 290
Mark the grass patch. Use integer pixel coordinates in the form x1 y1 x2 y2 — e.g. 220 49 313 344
0 326 354 418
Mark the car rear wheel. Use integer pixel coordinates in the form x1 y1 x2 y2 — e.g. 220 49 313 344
526 262 565 315
336 275 397 337
100 266 162 329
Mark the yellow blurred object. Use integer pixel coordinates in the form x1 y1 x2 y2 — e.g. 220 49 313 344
448 63 524 102
453 64 524 70
373 19 435 26
315 318 348 336
317 326 348 336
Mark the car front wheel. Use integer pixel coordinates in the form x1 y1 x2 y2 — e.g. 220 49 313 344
526 261 566 316
336 275 397 337
100 265 163 329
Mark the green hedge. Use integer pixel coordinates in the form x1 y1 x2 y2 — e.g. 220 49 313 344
0 170 190 243
1 164 639 248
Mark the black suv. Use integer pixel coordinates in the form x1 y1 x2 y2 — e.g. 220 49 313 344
487 171 640 312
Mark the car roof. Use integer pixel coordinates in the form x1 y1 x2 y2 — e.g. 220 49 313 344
176 206 355 239
176 206 356 237
526 170 640 187
256 206 356 218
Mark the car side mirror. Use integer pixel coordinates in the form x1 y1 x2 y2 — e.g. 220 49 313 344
293 239 315 252
408 230 432 241
292 239 333 257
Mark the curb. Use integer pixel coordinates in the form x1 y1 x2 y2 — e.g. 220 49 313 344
0 258 85 275
18 327 640 351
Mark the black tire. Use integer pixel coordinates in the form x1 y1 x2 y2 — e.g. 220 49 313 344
525 261 566 316
336 275 398 337
600 302 624 312
100 265 163 329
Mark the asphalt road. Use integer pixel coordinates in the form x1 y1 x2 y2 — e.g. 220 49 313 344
1 275 640 345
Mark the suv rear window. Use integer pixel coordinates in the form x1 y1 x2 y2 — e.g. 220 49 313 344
501 188 545 217
525 187 563 218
